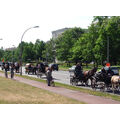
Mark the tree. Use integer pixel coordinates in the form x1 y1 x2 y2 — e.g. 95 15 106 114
42 38 56 63
33 39 45 61
56 27 85 62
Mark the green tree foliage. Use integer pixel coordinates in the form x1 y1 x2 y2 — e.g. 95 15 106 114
105 16 120 64
56 27 85 62
42 38 56 62
0 48 4 61
33 39 45 61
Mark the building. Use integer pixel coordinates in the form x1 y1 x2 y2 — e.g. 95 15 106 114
52 28 69 39
5 47 16 51
51 28 70 63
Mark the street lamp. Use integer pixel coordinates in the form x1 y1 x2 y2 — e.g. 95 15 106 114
107 36 109 63
20 26 39 75
0 39 3 62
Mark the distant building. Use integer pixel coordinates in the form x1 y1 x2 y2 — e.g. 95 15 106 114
51 28 70 63
52 28 69 39
5 47 16 51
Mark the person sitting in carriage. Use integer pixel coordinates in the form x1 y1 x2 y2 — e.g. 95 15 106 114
107 67 114 76
74 62 83 79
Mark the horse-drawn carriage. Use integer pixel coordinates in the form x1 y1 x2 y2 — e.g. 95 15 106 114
36 62 49 78
25 62 49 76
25 63 37 75
69 65 120 93
69 67 97 86
91 67 119 92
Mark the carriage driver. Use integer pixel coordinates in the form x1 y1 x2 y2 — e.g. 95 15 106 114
74 62 83 79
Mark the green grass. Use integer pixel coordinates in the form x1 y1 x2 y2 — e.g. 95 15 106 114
0 76 84 104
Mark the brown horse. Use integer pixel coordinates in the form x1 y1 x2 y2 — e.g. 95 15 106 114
82 67 97 86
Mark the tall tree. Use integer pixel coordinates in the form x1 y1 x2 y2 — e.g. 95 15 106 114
56 27 85 62
34 39 45 61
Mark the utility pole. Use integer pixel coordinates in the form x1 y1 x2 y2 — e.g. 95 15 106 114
107 36 109 63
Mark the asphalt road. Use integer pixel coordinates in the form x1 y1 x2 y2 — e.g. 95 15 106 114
21 66 71 85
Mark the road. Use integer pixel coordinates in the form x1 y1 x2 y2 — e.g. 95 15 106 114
21 67 71 85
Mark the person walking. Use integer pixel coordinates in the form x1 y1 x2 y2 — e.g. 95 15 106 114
46 67 53 86
4 62 9 78
10 63 15 79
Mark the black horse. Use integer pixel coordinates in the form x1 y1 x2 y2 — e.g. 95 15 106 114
14 62 20 73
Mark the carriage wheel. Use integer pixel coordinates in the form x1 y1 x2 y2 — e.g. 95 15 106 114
91 81 96 91
85 80 89 86
70 78 74 85
73 79 78 86
100 83 105 92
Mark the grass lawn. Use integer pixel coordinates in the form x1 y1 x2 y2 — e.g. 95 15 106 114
0 76 84 104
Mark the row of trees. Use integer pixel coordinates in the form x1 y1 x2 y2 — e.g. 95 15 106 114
55 16 120 65
0 39 46 63
1 16 120 65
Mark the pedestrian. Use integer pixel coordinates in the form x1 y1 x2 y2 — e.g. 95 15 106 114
10 63 15 79
4 62 9 78
46 67 53 86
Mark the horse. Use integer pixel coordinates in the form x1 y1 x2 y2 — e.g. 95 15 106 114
36 62 48 78
70 67 97 86
82 67 97 86
111 75 120 93
14 62 20 73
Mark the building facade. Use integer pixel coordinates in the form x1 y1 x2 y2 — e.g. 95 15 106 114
52 28 69 39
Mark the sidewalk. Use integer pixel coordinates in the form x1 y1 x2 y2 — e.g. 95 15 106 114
0 72 120 104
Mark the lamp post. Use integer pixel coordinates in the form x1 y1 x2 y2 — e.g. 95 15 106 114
20 26 39 75
0 39 3 62
107 36 109 63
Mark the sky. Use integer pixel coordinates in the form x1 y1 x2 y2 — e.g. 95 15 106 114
0 0 119 49
0 0 95 49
